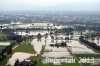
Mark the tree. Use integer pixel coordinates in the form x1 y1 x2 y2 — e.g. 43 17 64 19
70 32 74 39
8 35 23 44
81 32 83 36
47 24 49 33
34 60 37 65
45 33 48 38
50 44 54 47
66 33 69 36
91 37 95 43
61 42 66 47
26 30 29 33
37 33 42 42
0 52 6 61
14 59 19 66
97 36 99 41
0 24 2 32
50 31 53 36
85 35 89 40
51 36 54 39
97 36 99 44
0 54 2 61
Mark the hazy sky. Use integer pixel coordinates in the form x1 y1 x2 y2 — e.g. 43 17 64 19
0 0 100 11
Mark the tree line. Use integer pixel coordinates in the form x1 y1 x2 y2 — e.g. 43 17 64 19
0 35 29 62
79 36 100 51
0 42 15 62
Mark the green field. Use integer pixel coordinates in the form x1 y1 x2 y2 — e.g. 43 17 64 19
14 43 36 53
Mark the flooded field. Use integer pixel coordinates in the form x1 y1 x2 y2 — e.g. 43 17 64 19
31 33 96 65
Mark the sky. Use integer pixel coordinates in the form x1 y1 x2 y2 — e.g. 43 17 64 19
0 0 100 11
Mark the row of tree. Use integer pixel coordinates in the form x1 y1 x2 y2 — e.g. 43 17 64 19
7 35 27 44
79 36 100 51
0 42 15 61
0 34 29 62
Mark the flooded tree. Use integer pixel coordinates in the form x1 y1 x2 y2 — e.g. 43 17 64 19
85 35 89 40
51 35 54 43
37 33 42 42
97 36 99 41
45 33 48 38
91 37 95 43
